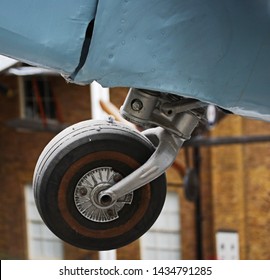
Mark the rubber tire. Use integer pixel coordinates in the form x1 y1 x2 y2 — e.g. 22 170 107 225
33 120 166 250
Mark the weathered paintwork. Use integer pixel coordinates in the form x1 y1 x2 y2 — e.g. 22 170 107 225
1 0 270 121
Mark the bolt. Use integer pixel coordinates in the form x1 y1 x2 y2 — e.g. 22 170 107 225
79 187 87 196
113 173 123 182
107 116 115 123
131 99 143 111
107 209 114 217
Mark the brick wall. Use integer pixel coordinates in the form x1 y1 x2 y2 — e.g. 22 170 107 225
202 115 270 259
0 75 92 259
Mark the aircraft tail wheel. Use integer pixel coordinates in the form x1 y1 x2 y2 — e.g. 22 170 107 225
33 120 166 250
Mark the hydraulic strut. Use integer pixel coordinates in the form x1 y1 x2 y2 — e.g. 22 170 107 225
99 88 207 205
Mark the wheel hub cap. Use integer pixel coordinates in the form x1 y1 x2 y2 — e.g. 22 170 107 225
74 167 133 223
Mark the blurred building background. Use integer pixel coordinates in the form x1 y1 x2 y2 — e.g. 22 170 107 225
0 60 269 260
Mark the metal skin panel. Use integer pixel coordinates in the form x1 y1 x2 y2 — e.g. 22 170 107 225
0 0 97 76
79 0 270 121
0 0 270 121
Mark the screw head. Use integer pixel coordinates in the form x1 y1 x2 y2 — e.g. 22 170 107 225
131 99 143 111
79 187 87 196
113 173 123 182
107 209 114 217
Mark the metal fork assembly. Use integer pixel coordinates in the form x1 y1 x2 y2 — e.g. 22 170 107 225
98 88 207 205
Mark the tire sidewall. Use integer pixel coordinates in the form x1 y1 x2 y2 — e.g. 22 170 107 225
34 123 166 250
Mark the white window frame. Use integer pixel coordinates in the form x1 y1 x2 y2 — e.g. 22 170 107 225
24 184 64 260
140 191 181 260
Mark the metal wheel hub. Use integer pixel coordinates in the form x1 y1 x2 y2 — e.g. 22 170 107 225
74 167 133 223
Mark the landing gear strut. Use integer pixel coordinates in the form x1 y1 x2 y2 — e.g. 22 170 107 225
33 88 207 250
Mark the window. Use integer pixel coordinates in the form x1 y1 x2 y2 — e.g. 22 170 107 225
140 192 181 260
24 78 56 120
19 76 59 122
24 185 64 259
